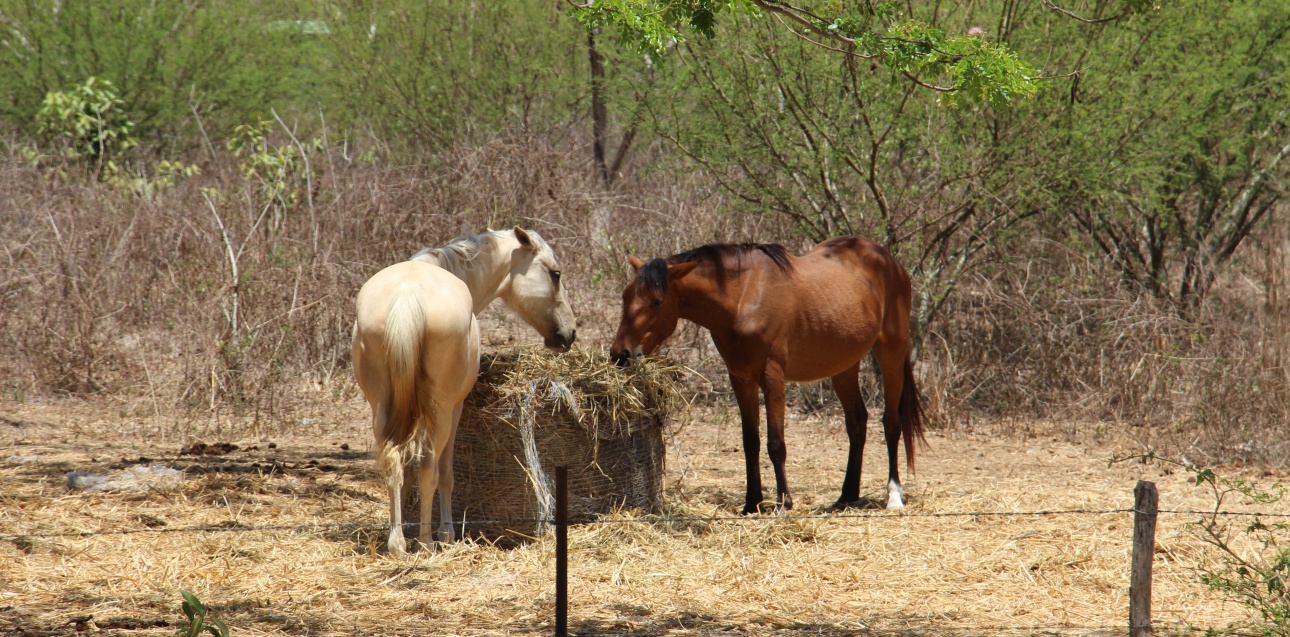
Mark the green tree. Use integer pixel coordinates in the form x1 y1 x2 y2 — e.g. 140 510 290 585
324 0 586 147
567 0 1158 101
1030 0 1290 308
0 0 322 145
637 5 1061 351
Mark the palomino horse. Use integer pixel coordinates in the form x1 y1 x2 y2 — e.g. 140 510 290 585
353 227 576 554
610 237 924 513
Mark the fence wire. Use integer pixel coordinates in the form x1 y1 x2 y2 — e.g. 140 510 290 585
3 506 1286 541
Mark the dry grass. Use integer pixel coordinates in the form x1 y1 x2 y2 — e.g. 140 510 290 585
0 131 773 437
1 397 1283 636
471 347 689 437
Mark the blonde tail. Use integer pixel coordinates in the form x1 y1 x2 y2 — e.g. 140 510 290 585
383 283 428 450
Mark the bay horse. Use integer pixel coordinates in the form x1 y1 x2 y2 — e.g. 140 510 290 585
353 227 576 555
610 237 925 513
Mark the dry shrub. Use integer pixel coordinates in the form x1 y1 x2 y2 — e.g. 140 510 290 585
0 125 775 435
924 237 1290 466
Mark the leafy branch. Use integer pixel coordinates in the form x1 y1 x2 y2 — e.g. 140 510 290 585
568 0 1159 106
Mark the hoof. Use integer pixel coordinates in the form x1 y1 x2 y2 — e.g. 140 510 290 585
387 533 407 557
887 479 905 509
779 493 794 511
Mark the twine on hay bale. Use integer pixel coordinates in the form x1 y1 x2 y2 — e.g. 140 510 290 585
442 347 686 543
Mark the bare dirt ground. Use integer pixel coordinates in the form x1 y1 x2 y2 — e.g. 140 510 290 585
0 395 1283 636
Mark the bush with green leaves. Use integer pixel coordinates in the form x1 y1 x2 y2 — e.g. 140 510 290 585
325 0 586 147
24 76 200 196
1191 466 1289 637
228 120 310 222
33 77 136 163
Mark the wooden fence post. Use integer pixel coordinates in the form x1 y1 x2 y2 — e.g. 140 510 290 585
1130 480 1158 637
555 465 568 637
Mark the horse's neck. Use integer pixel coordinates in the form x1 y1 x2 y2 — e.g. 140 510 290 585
424 237 513 315
461 250 513 315
676 264 743 329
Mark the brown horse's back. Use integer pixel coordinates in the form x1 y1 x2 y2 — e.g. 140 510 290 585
756 236 910 382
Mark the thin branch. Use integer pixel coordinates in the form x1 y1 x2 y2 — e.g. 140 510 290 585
202 192 239 344
768 11 881 59
901 70 957 93
1041 0 1134 25
271 108 318 254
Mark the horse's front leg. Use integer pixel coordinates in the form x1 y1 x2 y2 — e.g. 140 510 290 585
761 361 792 512
729 373 764 514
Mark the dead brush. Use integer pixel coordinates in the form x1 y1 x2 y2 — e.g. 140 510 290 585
0 124 769 438
925 239 1290 466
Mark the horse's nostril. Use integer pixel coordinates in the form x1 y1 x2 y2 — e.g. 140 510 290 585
568 329 577 344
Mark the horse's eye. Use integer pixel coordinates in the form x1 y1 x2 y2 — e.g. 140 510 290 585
651 298 663 307
550 270 561 285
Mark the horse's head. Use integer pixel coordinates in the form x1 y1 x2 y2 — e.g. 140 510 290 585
611 254 698 365
503 227 577 352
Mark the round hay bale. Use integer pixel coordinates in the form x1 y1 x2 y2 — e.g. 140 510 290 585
440 348 685 543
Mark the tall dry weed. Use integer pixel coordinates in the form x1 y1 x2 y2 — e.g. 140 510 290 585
0 127 774 436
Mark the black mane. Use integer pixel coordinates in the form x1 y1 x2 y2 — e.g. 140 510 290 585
635 243 793 294
637 258 670 295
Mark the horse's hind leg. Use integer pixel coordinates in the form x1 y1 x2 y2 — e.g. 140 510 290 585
377 437 409 556
874 345 907 509
434 402 463 543
418 400 463 547
417 424 444 549
831 363 868 508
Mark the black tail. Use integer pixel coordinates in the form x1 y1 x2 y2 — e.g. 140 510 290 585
899 354 927 474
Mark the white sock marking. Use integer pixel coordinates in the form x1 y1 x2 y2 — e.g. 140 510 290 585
887 479 905 509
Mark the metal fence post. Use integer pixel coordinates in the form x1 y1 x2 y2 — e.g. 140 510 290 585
555 465 568 637
1130 480 1158 637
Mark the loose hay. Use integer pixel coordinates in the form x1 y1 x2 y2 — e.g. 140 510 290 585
447 348 688 542
0 400 1282 636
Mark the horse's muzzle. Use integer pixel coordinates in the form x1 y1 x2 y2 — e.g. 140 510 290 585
545 329 576 352
611 349 633 367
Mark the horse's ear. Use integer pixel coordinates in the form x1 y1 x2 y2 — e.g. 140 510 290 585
513 226 535 250
668 261 699 279
627 254 645 273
